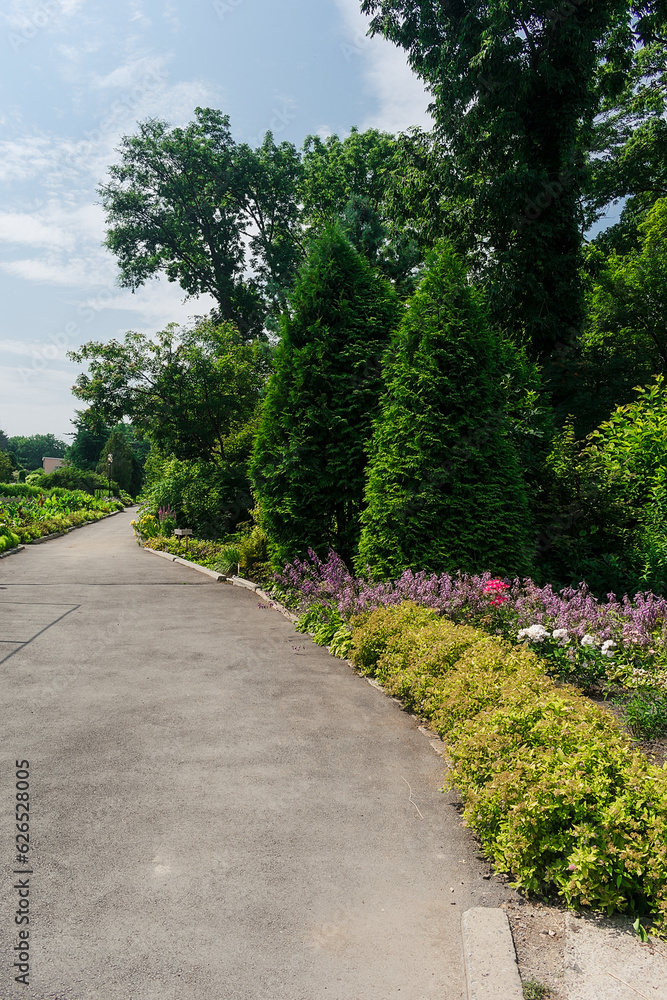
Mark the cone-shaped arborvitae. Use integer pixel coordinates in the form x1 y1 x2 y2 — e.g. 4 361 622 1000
356 245 533 580
251 227 399 567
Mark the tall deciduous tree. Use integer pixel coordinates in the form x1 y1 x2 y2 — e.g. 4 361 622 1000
300 129 421 295
97 428 141 496
357 245 533 580
250 228 399 566
69 320 269 463
360 0 630 357
99 108 303 336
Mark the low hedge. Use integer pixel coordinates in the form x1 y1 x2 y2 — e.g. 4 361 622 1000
348 601 667 929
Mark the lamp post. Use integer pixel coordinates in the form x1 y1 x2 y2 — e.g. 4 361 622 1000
107 453 113 499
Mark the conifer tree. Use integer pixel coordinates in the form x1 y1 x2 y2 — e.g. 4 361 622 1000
251 228 398 566
356 246 533 580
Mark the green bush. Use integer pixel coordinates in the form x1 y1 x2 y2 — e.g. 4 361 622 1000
357 244 533 580
349 602 667 929
140 452 252 538
29 466 123 496
622 689 667 740
0 525 21 551
540 378 667 595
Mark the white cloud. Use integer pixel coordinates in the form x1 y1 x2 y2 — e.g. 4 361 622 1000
163 1 181 33
0 255 113 287
128 0 152 30
0 364 79 440
0 202 105 252
98 279 216 333
334 0 432 133
0 136 58 185
1 0 85 32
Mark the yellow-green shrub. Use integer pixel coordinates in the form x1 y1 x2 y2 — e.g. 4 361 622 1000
349 601 667 928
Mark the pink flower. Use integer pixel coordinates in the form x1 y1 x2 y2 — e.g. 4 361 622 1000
483 578 509 606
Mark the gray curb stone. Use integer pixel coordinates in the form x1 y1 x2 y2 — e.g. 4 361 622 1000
231 574 259 591
0 545 24 559
461 907 523 1000
173 556 224 580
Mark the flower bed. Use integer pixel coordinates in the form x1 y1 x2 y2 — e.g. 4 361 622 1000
348 601 667 933
0 484 123 543
276 550 667 693
141 534 229 569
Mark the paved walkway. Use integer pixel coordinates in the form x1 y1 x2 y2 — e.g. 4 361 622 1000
1 511 513 1000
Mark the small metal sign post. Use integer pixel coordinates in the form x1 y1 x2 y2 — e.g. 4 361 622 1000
107 453 113 499
173 527 193 552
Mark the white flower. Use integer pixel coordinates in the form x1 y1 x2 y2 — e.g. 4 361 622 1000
580 634 597 648
601 640 617 657
552 628 570 646
517 624 550 643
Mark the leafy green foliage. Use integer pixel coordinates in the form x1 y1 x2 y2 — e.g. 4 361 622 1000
65 416 111 471
622 688 667 739
301 128 421 297
587 3 667 251
99 108 304 335
361 0 631 357
559 198 667 436
0 452 13 482
27 467 121 496
0 487 123 543
139 452 252 539
97 428 142 497
537 377 667 595
0 525 21 552
357 245 533 580
349 602 667 929
251 227 399 567
294 603 353 657
69 319 268 464
140 534 231 569
139 523 270 580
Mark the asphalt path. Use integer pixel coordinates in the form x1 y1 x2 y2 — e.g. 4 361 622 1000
1 511 514 1000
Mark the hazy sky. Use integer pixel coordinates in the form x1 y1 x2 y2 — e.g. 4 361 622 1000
0 0 431 442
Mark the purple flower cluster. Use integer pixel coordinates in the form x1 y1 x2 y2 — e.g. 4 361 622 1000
276 550 667 651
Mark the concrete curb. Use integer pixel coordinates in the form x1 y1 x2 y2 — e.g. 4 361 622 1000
461 907 523 1000
139 546 300 622
140 545 224 582
173 556 224 581
231 574 259 591
0 544 24 559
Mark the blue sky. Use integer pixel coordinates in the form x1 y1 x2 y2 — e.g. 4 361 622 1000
0 0 431 442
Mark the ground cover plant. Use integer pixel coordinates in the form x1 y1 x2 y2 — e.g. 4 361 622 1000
0 483 123 543
134 513 271 583
344 601 667 931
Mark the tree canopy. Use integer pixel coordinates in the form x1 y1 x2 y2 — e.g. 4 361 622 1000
360 0 632 357
9 434 67 470
99 108 303 337
69 319 270 463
